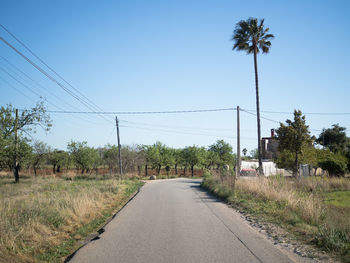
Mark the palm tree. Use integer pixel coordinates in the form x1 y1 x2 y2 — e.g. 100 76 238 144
232 18 274 176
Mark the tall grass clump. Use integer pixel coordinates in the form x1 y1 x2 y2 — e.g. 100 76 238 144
0 175 143 263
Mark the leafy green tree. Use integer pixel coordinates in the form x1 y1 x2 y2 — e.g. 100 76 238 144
317 124 348 154
49 150 70 173
276 110 311 177
182 145 206 177
171 148 182 175
144 142 169 175
203 150 219 169
31 141 50 176
67 141 100 174
0 102 51 182
208 140 234 168
232 18 274 175
0 137 32 171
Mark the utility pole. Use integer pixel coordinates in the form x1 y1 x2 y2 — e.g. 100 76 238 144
116 116 122 178
14 108 19 183
236 106 240 178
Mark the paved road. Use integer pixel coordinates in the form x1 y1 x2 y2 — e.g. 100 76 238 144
70 179 302 263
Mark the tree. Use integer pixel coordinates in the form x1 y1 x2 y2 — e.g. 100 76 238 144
276 110 311 177
144 142 168 175
232 18 274 175
208 140 234 168
31 141 50 176
49 150 70 173
67 141 100 174
182 145 205 177
0 102 51 182
317 124 348 154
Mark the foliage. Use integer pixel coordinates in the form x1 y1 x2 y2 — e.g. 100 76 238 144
182 145 206 176
318 151 347 177
317 124 348 154
0 102 51 182
208 140 235 168
67 141 101 173
276 110 311 176
49 150 70 173
31 141 51 176
232 18 274 54
0 137 32 170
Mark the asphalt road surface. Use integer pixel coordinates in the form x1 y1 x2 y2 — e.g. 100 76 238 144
70 179 306 263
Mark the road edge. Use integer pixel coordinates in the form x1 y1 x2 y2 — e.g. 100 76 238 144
64 183 144 262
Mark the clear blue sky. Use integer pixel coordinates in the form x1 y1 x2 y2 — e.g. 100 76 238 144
1 0 350 153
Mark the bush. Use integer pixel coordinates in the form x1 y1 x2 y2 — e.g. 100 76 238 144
318 153 347 177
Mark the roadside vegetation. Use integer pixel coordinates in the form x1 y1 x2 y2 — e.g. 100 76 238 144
202 173 350 261
0 175 143 263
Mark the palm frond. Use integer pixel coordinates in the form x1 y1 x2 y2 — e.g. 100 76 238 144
232 17 274 54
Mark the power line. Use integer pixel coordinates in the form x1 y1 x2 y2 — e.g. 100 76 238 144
0 24 106 113
240 108 281 124
26 107 236 115
0 57 108 124
0 56 93 113
0 35 114 126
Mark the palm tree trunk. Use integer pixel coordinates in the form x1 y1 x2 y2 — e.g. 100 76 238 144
253 44 264 176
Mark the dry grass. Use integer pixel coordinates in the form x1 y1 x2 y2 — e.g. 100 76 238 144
202 173 350 260
0 175 143 263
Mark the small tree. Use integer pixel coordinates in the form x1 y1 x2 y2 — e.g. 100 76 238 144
276 110 311 177
182 145 205 177
49 150 70 173
31 141 50 176
208 140 234 169
0 102 51 182
67 141 100 174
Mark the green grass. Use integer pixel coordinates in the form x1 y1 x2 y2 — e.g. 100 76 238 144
325 191 350 208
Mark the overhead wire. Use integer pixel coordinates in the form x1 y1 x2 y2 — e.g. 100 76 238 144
0 35 114 126
0 24 106 113
0 57 107 124
28 107 236 115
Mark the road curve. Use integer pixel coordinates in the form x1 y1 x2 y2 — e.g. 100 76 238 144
70 179 302 263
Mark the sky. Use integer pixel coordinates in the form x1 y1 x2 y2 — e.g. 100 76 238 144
1 0 350 154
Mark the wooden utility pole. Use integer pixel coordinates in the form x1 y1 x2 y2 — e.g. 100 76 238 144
14 108 19 183
236 106 241 178
115 116 122 178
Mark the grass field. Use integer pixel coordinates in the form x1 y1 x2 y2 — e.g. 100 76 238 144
201 173 350 262
0 174 144 263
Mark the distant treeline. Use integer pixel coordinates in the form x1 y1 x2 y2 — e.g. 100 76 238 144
0 139 236 177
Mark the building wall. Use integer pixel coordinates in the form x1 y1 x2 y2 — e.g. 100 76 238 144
241 160 287 177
